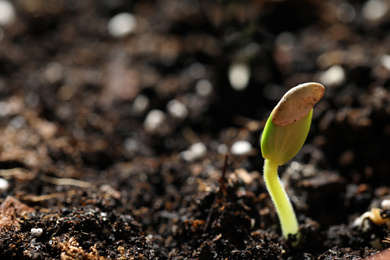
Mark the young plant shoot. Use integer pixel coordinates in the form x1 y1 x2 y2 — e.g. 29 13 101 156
261 82 325 244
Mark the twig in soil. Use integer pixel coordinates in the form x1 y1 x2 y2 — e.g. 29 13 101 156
22 190 78 202
383 237 390 246
39 174 92 188
0 167 35 181
203 153 229 233
219 153 229 195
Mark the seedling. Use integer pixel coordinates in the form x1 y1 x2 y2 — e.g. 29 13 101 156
260 82 325 244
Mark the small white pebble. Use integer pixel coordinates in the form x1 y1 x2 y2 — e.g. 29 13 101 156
9 116 26 129
381 199 390 210
181 150 195 161
336 3 356 23
107 13 137 38
144 109 166 133
188 63 205 79
290 161 304 171
0 0 16 26
0 101 10 116
132 95 149 116
228 62 250 91
146 234 154 243
190 142 207 158
275 32 295 50
167 99 188 120
44 62 63 83
217 144 228 154
124 138 139 152
231 141 252 155
380 54 390 70
319 65 345 88
181 142 207 161
250 218 256 229
0 178 9 192
195 79 213 96
362 0 388 22
100 212 108 221
31 228 43 237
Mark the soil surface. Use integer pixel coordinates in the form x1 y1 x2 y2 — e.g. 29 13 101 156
1 0 390 259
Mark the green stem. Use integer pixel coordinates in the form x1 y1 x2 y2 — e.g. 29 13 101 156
263 159 299 241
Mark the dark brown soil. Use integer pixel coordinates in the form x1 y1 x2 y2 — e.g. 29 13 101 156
1 0 390 259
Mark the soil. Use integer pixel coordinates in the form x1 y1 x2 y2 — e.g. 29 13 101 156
1 0 390 259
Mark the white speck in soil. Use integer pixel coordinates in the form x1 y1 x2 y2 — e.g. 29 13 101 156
228 62 250 91
0 0 16 26
107 13 137 38
319 65 345 88
167 99 188 120
336 3 356 23
0 178 9 192
195 79 213 97
181 142 207 162
144 109 166 133
132 95 150 116
231 141 252 155
31 228 43 237
362 0 388 22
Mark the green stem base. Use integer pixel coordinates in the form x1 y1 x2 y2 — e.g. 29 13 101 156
263 159 299 243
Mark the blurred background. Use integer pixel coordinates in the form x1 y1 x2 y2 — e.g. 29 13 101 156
1 0 390 196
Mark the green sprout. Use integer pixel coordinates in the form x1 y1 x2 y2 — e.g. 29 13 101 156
260 82 325 244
